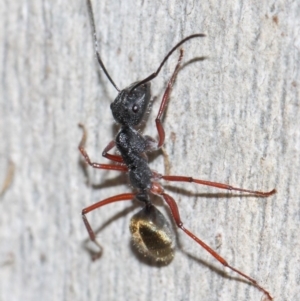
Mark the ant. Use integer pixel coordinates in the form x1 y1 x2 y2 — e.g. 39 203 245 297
78 0 276 299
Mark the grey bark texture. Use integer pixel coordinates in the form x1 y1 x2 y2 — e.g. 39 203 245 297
0 1 299 301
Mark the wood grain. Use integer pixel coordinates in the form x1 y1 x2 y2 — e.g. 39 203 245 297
0 1 299 301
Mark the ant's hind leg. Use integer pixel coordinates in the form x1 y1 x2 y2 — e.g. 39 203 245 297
160 192 273 300
82 193 135 260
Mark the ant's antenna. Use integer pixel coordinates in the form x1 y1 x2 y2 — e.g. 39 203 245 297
130 34 206 92
86 0 120 92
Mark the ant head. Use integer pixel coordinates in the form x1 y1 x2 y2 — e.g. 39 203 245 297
111 82 151 126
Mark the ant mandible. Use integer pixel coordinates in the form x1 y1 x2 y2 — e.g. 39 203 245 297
78 0 276 299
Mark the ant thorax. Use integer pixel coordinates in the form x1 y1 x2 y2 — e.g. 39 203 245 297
115 126 153 191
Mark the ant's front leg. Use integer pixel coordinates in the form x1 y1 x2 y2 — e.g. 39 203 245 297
102 140 124 163
78 124 128 172
155 49 183 148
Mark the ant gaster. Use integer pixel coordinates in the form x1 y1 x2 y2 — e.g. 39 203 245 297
79 0 276 299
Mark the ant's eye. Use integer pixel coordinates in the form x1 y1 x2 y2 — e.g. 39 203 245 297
132 105 139 113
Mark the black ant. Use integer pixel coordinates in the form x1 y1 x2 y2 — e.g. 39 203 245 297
78 0 276 299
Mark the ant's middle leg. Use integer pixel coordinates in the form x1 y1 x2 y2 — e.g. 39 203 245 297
155 173 276 197
155 49 184 148
78 124 127 172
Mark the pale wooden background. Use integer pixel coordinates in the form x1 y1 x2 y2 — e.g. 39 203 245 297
0 1 299 301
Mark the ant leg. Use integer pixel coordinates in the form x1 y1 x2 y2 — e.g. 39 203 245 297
161 192 273 300
78 124 127 172
82 193 135 260
0 160 15 196
102 140 124 163
158 174 276 197
156 49 184 148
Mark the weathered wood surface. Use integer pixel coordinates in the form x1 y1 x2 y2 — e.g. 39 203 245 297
0 1 299 301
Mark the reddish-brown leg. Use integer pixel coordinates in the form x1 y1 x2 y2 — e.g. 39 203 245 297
160 192 273 300
0 160 15 196
78 124 127 172
159 174 276 197
82 193 135 260
156 50 184 148
102 140 124 163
